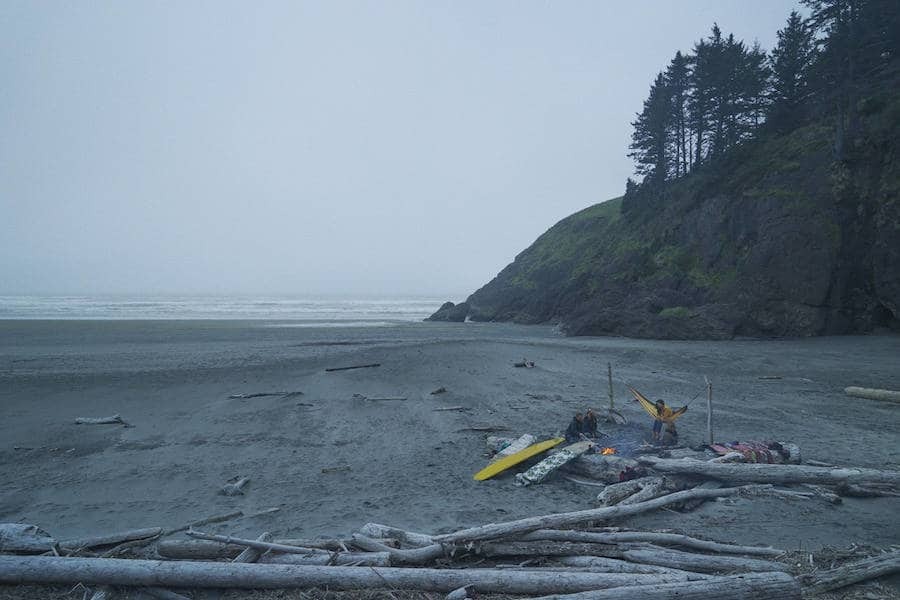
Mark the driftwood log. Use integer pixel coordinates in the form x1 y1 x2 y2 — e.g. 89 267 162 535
350 534 444 564
621 547 786 573
258 551 391 566
638 456 900 486
185 530 326 555
232 532 271 563
518 530 783 557
162 510 244 536
325 363 380 372
843 386 900 404
61 528 162 552
221 477 250 496
0 524 55 554
74 414 132 427
552 556 706 575
358 523 434 547
529 571 800 600
0 556 713 593
803 549 900 594
432 485 770 544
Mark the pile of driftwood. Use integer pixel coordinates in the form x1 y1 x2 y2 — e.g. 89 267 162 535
2 476 899 600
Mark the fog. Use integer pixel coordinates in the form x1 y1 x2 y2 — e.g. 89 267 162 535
1 1 799 297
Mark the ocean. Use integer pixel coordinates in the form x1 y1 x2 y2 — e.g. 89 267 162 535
0 295 450 325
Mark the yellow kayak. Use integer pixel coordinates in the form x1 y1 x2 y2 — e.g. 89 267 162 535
474 437 565 481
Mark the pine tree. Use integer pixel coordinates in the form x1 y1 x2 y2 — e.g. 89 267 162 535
629 73 672 182
769 11 815 131
665 51 691 177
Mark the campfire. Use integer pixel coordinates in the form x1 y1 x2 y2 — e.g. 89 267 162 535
601 447 616 455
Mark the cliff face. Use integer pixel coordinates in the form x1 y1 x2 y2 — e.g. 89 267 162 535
428 98 900 339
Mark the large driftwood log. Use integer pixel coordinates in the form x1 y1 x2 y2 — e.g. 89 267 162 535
358 523 434 547
529 572 800 600
157 540 243 560
553 556 706 575
0 524 55 554
60 528 163 552
519 530 783 557
258 552 391 566
621 547 787 573
619 478 676 505
844 386 900 404
638 456 900 485
595 478 659 506
0 556 707 593
471 541 631 559
804 549 900 594
350 534 444 565
232 532 271 563
432 485 770 544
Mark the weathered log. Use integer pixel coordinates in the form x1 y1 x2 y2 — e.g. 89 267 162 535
638 456 900 485
595 478 658 506
232 532 271 563
803 549 900 594
143 588 191 600
446 585 473 600
844 386 900 404
471 541 629 559
835 482 900 497
350 534 444 564
432 485 770 544
258 551 391 566
433 406 468 412
157 540 243 560
621 547 787 573
0 556 708 593
553 556 707 575
518 530 783 557
529 571 800 600
74 414 132 427
281 537 400 550
221 477 250 496
325 363 380 372
185 530 327 555
358 523 434 547
0 524 56 554
60 528 162 552
321 465 351 473
619 478 675 505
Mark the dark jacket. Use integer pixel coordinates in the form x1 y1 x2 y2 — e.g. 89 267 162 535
565 417 584 441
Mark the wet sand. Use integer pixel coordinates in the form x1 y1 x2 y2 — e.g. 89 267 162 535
1 320 899 551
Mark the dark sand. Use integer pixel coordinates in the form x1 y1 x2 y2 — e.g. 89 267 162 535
2 320 899 552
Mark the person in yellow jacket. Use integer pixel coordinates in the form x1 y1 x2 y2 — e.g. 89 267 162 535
652 399 685 441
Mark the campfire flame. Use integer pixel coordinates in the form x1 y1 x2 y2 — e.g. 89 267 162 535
601 447 616 455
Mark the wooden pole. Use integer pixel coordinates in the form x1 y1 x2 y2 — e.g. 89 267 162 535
608 363 614 410
705 376 713 445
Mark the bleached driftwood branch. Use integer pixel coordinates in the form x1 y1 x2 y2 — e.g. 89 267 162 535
74 414 132 427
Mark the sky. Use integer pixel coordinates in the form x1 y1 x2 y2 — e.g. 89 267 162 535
1 1 802 298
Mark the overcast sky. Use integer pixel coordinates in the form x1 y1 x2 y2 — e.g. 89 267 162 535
1 1 801 298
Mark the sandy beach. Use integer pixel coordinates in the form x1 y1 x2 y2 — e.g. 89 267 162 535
2 319 899 554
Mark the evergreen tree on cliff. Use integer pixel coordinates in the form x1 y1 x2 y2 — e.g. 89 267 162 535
768 11 815 131
629 72 672 182
665 51 692 177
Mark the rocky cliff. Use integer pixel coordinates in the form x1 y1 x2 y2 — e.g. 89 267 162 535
428 97 900 339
